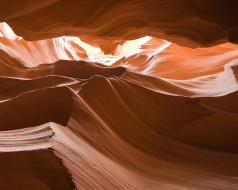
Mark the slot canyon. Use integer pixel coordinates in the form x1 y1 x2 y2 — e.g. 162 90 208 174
0 1 238 189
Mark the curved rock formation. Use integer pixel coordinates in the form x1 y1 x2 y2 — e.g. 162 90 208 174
1 0 238 46
0 2 238 190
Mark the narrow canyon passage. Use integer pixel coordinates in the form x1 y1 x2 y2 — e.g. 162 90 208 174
0 1 238 189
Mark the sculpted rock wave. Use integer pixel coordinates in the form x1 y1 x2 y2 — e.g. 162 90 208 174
0 3 238 189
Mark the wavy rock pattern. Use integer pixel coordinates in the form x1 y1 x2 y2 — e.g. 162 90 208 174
1 0 238 46
0 2 238 190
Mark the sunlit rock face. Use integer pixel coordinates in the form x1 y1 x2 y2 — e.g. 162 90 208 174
0 1 238 190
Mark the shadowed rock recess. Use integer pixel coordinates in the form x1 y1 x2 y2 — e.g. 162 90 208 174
0 1 238 190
